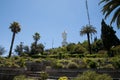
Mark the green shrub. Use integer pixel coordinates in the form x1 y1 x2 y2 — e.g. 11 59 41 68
103 64 114 69
97 50 108 58
50 59 59 68
88 61 97 68
58 59 70 64
18 58 26 67
58 76 68 80
78 54 84 58
85 54 96 58
111 45 120 55
40 72 48 80
72 71 112 80
67 62 79 69
48 54 58 58
112 57 120 69
35 59 42 63
31 54 47 58
13 75 26 80
4 61 12 67
56 63 64 69
58 52 63 59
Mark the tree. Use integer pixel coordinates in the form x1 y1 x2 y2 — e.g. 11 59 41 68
101 20 120 51
33 32 40 49
66 43 86 54
73 44 86 54
15 42 30 56
80 25 97 54
99 0 120 28
15 42 23 56
8 22 21 58
31 43 44 54
36 43 44 54
92 39 104 53
23 45 30 54
0 46 6 56
66 43 75 54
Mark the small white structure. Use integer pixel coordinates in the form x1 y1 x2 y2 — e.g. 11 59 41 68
62 30 68 46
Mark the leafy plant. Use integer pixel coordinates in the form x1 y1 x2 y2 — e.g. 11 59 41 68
67 62 79 69
72 70 112 80
13 75 26 80
88 61 97 68
40 72 48 80
58 76 68 80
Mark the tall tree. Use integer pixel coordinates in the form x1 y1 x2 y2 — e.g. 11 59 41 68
80 25 97 54
8 22 21 58
33 32 40 49
0 46 6 56
99 0 120 28
101 20 120 51
31 43 44 54
15 43 30 56
15 42 23 56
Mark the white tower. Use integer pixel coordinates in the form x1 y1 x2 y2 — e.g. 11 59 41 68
62 30 68 46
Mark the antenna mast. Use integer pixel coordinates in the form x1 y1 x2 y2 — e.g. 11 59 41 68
85 0 91 25
85 0 93 42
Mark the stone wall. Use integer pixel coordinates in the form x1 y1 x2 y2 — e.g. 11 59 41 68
0 67 25 80
46 68 120 79
26 61 46 71
0 64 120 80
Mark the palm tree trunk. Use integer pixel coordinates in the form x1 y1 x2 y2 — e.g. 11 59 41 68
34 40 38 54
87 33 92 54
8 32 16 58
35 40 37 48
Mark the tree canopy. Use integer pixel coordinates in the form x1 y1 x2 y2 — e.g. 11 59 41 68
101 20 120 51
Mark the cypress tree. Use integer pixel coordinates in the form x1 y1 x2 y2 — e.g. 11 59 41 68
101 20 120 51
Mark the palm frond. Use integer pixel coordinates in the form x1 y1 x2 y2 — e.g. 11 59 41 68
99 0 109 5
117 14 120 28
103 0 120 19
100 0 120 28
80 25 97 36
112 8 120 28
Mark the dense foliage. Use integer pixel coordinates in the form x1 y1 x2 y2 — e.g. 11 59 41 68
101 20 120 51
73 70 112 80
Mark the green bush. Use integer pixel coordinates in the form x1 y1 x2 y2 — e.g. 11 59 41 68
18 58 26 67
85 54 97 58
88 61 97 68
72 71 112 80
58 76 68 80
96 50 108 58
67 62 79 69
40 72 48 80
31 54 47 58
48 54 58 58
13 75 26 80
55 63 64 69
112 57 120 69
35 59 42 63
103 64 114 69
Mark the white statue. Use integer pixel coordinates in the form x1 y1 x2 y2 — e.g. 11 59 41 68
62 31 67 41
62 30 68 46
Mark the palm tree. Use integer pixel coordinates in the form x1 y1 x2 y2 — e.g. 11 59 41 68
99 0 120 28
33 32 40 49
80 25 97 54
8 22 21 58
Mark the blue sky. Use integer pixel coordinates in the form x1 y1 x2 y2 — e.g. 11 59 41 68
0 0 120 55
